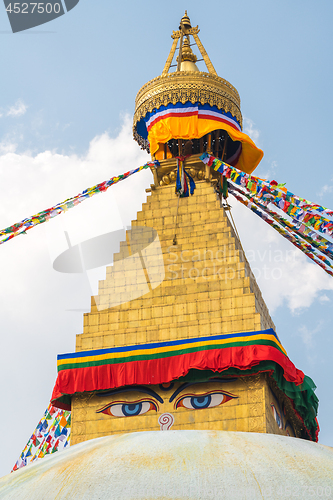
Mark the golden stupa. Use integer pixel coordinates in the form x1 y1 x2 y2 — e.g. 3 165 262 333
1 12 332 500
58 11 315 445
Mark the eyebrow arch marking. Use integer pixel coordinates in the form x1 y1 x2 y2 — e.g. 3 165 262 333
169 378 237 403
96 385 164 404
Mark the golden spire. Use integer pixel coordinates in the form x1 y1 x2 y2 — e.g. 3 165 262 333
133 13 242 153
161 11 218 76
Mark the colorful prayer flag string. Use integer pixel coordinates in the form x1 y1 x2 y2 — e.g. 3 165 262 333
0 161 158 246
12 404 71 472
230 184 333 264
175 157 196 197
228 187 333 277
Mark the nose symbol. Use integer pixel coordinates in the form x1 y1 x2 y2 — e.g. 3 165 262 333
158 413 174 430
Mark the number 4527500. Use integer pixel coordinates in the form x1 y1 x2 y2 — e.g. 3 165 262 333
6 3 62 14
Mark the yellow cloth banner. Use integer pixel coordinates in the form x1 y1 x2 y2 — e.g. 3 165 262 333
150 116 263 174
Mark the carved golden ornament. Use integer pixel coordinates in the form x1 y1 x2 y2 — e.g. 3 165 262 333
73 423 85 436
153 155 223 186
74 392 95 408
245 374 262 390
172 26 200 39
177 38 197 63
179 10 192 30
162 174 171 185
249 417 263 432
249 403 261 416
169 170 177 181
134 71 241 122
133 71 242 151
73 408 87 420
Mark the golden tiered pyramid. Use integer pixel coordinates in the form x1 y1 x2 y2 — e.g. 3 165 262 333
77 180 275 350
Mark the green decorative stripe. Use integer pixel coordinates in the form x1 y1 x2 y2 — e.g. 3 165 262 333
58 339 285 372
181 362 319 442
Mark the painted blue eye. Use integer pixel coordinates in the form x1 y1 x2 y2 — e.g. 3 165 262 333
122 403 142 416
177 392 236 410
98 401 156 417
271 404 283 429
191 395 211 409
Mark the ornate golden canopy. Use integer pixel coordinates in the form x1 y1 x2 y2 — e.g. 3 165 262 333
133 12 242 152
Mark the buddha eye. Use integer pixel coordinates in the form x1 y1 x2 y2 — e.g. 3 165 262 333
175 391 237 410
271 403 283 429
97 399 158 417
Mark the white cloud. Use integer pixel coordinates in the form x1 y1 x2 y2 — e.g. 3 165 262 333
0 139 17 154
6 99 28 117
243 117 260 145
256 160 278 181
295 322 324 364
0 114 153 322
318 183 333 197
297 325 318 349
0 115 151 477
319 294 330 303
0 115 150 227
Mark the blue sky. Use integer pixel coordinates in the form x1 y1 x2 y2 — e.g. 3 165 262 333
0 0 333 476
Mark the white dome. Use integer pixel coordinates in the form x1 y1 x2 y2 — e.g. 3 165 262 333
1 431 332 499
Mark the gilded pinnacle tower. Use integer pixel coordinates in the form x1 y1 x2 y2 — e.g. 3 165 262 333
48 13 318 445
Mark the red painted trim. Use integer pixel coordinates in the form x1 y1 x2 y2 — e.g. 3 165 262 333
197 114 240 131
147 111 198 131
51 345 304 403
